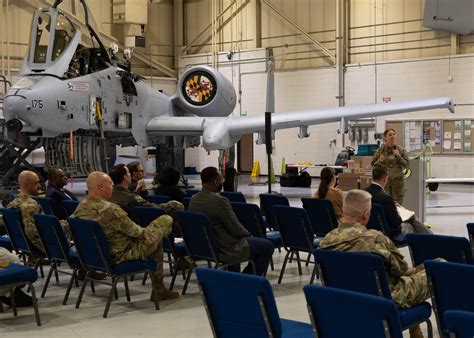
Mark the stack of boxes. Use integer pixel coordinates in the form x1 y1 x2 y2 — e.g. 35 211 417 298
337 156 373 191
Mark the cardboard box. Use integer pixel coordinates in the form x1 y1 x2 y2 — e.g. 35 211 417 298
352 156 373 170
359 176 373 189
337 173 360 191
347 160 355 170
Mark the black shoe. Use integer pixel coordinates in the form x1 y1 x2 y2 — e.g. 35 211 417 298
0 288 33 307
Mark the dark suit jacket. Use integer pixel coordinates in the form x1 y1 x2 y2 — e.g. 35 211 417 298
128 180 149 198
189 188 250 263
154 185 185 204
364 183 402 238
46 185 78 220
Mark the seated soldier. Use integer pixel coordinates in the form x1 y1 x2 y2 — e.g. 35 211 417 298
189 167 274 277
8 171 44 252
71 171 179 300
108 164 183 224
0 248 33 307
127 161 148 198
365 163 432 240
46 167 78 220
319 189 431 338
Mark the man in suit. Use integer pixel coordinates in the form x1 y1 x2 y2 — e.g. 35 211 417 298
364 164 431 240
127 161 148 198
46 167 78 220
189 167 274 276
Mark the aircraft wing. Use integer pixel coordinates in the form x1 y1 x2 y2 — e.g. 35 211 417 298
146 97 454 150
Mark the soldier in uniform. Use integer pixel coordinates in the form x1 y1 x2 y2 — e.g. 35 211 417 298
319 189 429 338
371 128 409 204
8 170 44 252
71 171 179 300
108 164 184 224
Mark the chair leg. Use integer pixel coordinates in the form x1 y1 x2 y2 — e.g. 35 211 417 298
278 251 292 284
75 272 89 309
309 264 318 284
270 257 274 271
169 257 182 291
141 272 148 285
167 252 174 275
124 277 131 302
54 267 60 284
295 251 303 276
0 299 3 312
182 266 194 295
10 286 17 317
28 282 41 326
90 280 96 293
305 252 311 266
41 262 56 298
149 271 160 311
63 269 77 305
103 278 119 318
426 319 433 338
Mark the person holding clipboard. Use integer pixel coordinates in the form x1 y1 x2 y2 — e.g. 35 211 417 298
371 128 409 204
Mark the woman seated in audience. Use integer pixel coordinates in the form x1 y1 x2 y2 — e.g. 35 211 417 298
314 167 343 222
154 167 185 203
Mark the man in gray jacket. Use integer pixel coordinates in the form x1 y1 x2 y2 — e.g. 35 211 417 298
189 167 274 276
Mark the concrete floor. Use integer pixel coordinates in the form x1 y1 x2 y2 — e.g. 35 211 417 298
1 175 473 337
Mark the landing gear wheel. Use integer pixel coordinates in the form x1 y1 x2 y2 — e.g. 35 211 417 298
428 182 439 192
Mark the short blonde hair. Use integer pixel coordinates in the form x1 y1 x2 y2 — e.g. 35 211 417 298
343 189 372 219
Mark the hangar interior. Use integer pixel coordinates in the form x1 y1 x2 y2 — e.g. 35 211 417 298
0 0 473 337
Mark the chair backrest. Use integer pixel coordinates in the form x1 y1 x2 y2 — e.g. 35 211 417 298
301 198 338 236
466 223 474 255
406 233 473 266
259 193 289 230
135 206 166 227
34 197 55 216
231 202 265 238
33 214 71 264
273 206 314 252
303 285 403 338
185 189 200 197
63 200 80 216
444 310 474 338
425 260 474 333
146 195 171 204
0 208 33 254
195 267 283 338
313 249 392 299
67 217 112 273
176 211 219 262
366 203 391 236
220 191 247 203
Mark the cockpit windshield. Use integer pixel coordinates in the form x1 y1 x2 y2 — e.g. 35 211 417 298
52 13 76 61
33 10 51 63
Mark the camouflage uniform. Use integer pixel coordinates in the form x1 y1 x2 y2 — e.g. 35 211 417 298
319 222 430 308
371 144 409 204
71 195 173 288
7 193 44 252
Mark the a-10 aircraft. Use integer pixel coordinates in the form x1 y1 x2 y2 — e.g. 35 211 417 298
1 0 454 183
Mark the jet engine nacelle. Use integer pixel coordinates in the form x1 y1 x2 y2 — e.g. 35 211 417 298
173 66 236 117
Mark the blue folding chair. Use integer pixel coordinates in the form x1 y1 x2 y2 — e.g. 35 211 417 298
301 198 338 236
135 206 187 289
0 263 41 326
425 260 474 336
0 235 13 251
313 249 433 337
273 206 321 284
183 197 191 210
367 203 407 247
466 223 474 256
444 310 474 338
406 233 473 266
196 268 312 338
63 200 80 216
259 193 289 231
67 217 159 317
0 208 46 277
33 214 81 304
33 197 55 216
175 211 255 295
304 284 404 338
220 191 247 203
146 195 171 204
185 189 200 197
231 202 282 271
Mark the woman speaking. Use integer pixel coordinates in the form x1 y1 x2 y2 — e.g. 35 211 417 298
371 128 409 204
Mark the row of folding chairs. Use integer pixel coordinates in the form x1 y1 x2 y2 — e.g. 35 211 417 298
195 249 474 338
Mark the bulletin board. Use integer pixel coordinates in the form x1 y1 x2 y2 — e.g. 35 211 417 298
386 119 473 155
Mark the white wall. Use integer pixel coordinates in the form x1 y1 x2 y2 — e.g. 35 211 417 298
183 50 474 178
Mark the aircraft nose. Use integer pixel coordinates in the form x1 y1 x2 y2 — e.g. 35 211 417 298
3 95 29 120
